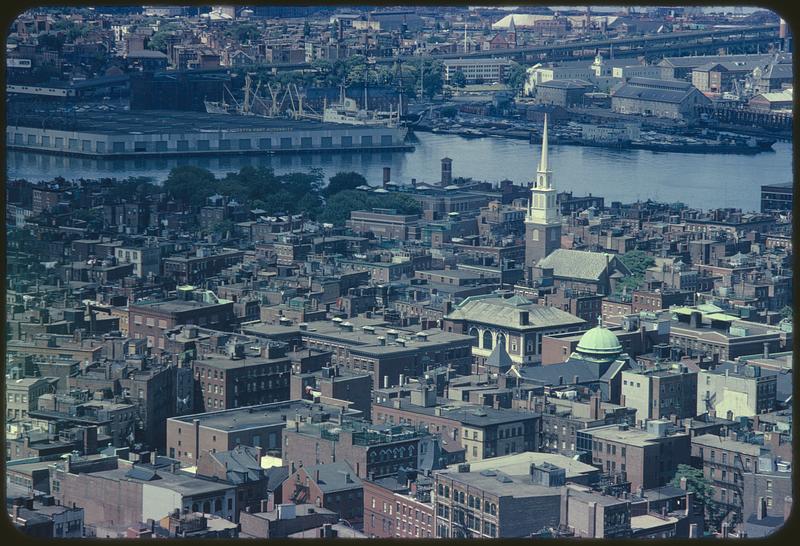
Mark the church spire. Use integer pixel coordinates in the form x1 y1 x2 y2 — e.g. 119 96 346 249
538 113 549 178
527 113 558 225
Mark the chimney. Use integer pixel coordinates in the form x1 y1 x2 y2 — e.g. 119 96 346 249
444 300 453 315
383 376 389 389
679 477 688 491
383 167 391 187
587 501 597 538
315 469 320 483
684 492 693 516
589 391 601 420
763 342 770 359
689 311 701 329
689 523 699 538
399 374 405 386
411 178 417 188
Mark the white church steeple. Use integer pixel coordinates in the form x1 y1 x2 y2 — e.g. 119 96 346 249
526 114 560 225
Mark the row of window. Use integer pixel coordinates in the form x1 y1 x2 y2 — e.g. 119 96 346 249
436 484 497 516
132 315 167 328
593 441 626 458
11 133 397 152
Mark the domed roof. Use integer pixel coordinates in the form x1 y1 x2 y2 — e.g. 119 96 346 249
576 326 622 357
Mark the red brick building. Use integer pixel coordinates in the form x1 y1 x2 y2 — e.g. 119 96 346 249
362 473 435 538
128 297 235 353
577 420 691 492
284 462 363 526
283 420 426 481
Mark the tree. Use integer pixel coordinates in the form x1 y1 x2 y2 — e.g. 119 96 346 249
780 305 792 321
451 69 467 88
318 190 422 226
616 250 655 294
670 464 726 533
419 60 444 98
163 166 217 208
506 63 528 96
37 33 65 52
325 172 367 196
230 22 259 43
147 31 172 53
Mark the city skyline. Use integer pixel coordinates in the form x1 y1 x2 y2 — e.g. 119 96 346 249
4 4 792 540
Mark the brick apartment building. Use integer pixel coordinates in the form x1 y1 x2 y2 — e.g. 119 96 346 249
166 400 362 467
363 472 435 538
347 209 421 241
432 453 599 538
298 318 473 389
534 392 637 458
284 461 363 525
161 248 245 285
128 296 235 352
577 420 691 491
372 386 540 462
192 342 292 412
621 364 698 422
290 364 372 416
283 420 426 481
690 433 772 521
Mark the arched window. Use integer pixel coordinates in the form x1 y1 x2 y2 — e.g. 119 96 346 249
483 331 493 350
214 499 222 513
496 334 506 350
192 503 199 513
469 328 479 347
202 501 211 514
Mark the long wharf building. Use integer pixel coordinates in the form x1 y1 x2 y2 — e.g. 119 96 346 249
7 109 410 158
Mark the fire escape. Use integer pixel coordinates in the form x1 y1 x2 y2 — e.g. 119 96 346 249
291 482 309 504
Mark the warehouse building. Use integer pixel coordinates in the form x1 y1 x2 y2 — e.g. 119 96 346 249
610 77 711 120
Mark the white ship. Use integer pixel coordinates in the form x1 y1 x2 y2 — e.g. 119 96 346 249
322 85 403 128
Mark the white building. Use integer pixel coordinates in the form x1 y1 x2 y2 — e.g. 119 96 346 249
443 58 515 84
115 245 161 278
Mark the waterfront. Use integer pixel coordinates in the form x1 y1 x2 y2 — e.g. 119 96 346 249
6 132 792 212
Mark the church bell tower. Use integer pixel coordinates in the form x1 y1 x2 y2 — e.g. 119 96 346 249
525 114 561 281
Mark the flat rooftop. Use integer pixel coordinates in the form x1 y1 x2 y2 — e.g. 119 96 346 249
10 109 385 135
436 454 596 498
129 299 230 313
90 465 233 497
690 433 763 456
585 424 687 447
375 397 538 427
169 400 360 432
465 452 598 480
196 353 289 370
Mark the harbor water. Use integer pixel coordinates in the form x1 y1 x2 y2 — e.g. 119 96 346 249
6 132 792 212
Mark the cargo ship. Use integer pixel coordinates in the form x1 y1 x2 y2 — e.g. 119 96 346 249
206 76 407 139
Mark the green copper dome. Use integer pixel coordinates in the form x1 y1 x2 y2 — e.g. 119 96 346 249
576 326 623 357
